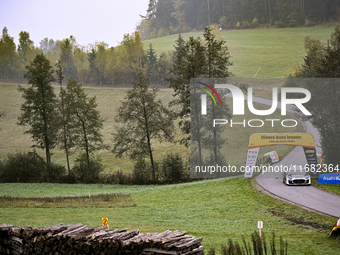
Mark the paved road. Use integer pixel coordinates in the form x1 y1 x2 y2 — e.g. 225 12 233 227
225 92 340 218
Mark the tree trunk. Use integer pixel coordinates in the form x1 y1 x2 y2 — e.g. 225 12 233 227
45 134 52 181
142 96 156 183
146 131 156 183
60 85 71 175
268 0 272 24
82 121 91 177
42 91 52 181
194 95 203 167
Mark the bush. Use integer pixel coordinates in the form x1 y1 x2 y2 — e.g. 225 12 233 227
242 21 250 29
50 163 67 182
236 21 241 29
251 17 259 28
103 170 133 185
132 158 159 185
0 151 47 183
274 20 284 28
71 153 104 183
161 153 186 183
58 172 77 184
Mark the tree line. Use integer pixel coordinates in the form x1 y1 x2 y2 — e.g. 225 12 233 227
0 27 171 86
138 0 340 39
0 25 234 183
292 24 340 166
1 23 340 183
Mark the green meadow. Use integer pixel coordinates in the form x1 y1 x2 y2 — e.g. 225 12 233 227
0 82 302 173
1 26 339 254
0 179 339 254
143 26 335 78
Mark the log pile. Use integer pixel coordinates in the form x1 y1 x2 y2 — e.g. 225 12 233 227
0 223 203 255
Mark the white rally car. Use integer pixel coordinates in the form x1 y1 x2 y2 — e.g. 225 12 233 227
283 165 311 186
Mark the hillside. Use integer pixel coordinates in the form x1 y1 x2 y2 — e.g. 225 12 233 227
142 26 335 78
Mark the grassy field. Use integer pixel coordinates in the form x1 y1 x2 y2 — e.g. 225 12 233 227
0 179 339 254
143 26 335 78
0 83 186 173
1 27 338 254
0 82 303 173
312 179 340 196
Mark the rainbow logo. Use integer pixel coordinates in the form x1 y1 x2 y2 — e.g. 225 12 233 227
197 82 223 106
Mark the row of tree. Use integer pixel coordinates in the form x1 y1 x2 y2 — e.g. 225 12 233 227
138 0 340 39
10 26 233 183
0 27 171 85
3 23 340 182
17 54 105 181
293 24 340 166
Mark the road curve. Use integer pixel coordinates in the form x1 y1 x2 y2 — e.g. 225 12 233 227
225 92 340 218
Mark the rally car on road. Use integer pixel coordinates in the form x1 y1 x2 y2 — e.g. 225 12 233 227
283 165 311 186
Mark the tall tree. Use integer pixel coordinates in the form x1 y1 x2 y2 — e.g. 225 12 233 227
18 31 33 64
204 26 233 78
0 27 16 79
167 27 232 146
172 34 186 62
202 26 233 166
55 60 71 174
112 71 174 183
88 48 100 84
60 37 77 79
171 0 188 32
94 42 108 85
167 35 206 146
39 37 55 55
64 78 105 174
17 54 58 179
146 43 158 82
295 24 340 165
73 45 89 84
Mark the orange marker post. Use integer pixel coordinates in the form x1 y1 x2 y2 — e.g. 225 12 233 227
102 218 109 229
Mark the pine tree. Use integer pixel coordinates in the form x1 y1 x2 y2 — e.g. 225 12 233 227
146 43 158 82
296 24 340 165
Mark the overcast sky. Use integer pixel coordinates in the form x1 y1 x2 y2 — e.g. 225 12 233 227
0 0 150 47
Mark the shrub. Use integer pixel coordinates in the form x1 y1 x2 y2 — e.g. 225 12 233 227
242 21 250 29
0 151 47 183
58 172 77 184
236 21 241 29
251 17 259 28
50 163 67 183
274 20 284 28
103 170 133 185
132 158 161 184
161 153 186 183
71 153 104 183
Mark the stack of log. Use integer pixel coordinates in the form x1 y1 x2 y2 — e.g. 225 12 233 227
0 223 203 255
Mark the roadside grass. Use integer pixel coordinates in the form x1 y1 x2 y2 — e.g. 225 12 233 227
311 179 340 196
0 83 302 174
0 193 136 208
0 179 338 254
143 26 335 78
